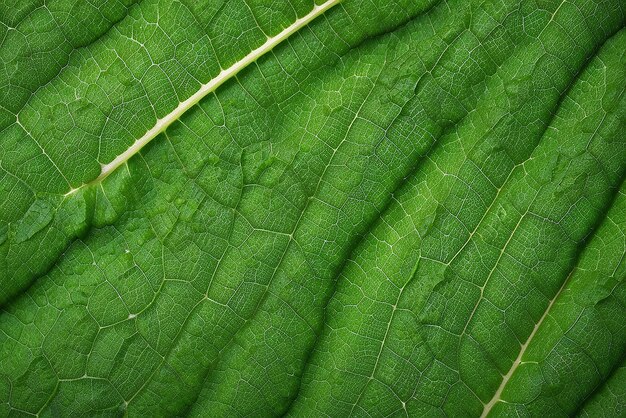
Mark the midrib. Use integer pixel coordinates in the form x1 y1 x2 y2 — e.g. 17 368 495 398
66 0 340 196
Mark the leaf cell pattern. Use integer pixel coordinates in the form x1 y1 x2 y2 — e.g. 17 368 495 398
0 0 625 417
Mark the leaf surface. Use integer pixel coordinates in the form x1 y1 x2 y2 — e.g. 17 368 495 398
0 0 625 416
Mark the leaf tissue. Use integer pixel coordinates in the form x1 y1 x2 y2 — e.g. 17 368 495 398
0 0 625 416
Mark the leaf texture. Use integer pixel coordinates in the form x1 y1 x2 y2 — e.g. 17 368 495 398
0 0 625 416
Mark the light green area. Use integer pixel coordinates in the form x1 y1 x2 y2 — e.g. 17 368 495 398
0 0 624 416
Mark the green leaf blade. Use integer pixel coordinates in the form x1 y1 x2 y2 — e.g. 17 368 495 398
0 0 624 417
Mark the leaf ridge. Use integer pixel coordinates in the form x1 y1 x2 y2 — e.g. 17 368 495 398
287 16 626 417
482 173 626 416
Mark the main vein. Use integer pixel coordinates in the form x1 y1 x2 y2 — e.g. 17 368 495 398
66 0 340 196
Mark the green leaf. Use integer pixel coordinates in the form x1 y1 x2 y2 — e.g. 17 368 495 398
0 0 624 416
